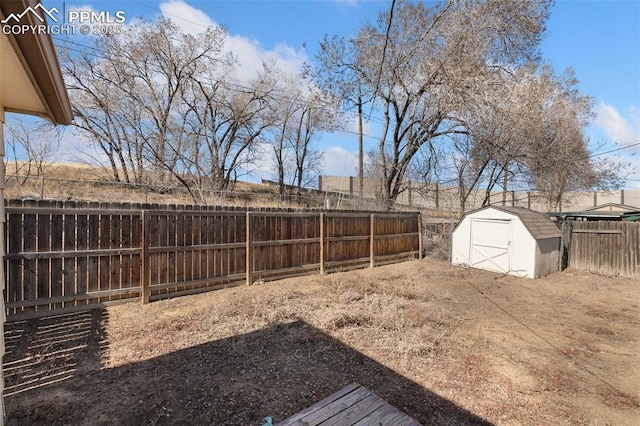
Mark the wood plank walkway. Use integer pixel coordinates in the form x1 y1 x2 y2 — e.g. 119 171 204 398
277 383 421 426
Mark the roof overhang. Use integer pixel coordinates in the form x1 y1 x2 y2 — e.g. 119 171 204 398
453 205 562 240
547 211 640 220
583 202 640 213
0 0 72 124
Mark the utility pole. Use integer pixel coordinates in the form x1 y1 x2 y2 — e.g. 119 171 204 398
358 88 364 199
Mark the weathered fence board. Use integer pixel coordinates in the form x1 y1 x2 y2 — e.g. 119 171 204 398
147 211 248 301
5 204 144 318
569 221 640 277
249 212 321 281
5 200 421 319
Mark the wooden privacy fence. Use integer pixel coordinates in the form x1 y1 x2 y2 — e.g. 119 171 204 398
569 221 640 277
4 200 422 320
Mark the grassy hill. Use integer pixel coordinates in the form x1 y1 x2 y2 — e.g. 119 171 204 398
3 162 335 209
4 162 460 216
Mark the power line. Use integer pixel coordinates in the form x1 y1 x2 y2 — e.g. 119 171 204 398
588 141 640 158
460 275 633 400
51 36 400 146
52 37 340 114
52 25 639 191
372 0 395 98
130 0 282 56
129 0 393 128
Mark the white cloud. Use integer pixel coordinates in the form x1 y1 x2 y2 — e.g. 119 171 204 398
593 102 640 148
55 125 111 165
263 43 308 74
322 146 358 176
67 4 94 13
333 0 359 7
590 103 640 187
343 113 373 137
244 142 360 182
242 143 360 183
159 1 308 81
158 0 215 34
623 156 640 183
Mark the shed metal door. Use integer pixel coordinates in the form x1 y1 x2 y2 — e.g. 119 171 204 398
470 218 512 273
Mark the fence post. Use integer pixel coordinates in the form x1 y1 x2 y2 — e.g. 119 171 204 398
246 211 253 285
370 214 376 268
319 213 325 274
39 176 45 200
418 214 423 260
560 219 573 271
141 210 150 304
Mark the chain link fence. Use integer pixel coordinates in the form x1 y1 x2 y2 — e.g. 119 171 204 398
3 175 417 211
4 174 461 262
422 220 455 260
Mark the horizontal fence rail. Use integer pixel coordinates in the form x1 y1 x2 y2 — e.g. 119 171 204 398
569 221 640 278
4 200 422 320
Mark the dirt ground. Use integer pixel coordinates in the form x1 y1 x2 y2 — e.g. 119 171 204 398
3 259 639 425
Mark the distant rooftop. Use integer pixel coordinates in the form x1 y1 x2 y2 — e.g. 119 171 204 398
547 203 640 221
584 202 640 212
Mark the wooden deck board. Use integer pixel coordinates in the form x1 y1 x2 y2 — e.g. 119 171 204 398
352 403 415 426
277 383 361 426
277 383 421 426
321 394 385 426
298 387 372 425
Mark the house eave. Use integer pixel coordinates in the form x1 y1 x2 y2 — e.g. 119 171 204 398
0 0 73 125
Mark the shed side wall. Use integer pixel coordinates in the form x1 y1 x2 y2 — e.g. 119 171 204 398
451 216 472 266
535 238 561 277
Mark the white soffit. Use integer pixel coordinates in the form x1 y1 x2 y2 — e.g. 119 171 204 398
0 32 48 116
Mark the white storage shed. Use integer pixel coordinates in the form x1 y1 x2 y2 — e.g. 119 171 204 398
451 206 561 278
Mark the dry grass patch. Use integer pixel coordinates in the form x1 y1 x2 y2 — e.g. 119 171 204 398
4 259 639 425
600 386 640 409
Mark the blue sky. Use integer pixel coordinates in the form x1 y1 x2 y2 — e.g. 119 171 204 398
540 0 640 190
42 0 640 188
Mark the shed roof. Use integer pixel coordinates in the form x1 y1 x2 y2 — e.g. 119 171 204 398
546 208 640 221
459 205 561 240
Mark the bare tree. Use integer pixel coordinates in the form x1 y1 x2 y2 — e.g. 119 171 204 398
448 65 625 213
268 72 299 195
267 69 338 195
4 116 62 181
177 62 280 199
62 18 230 192
317 0 552 208
449 67 536 213
64 18 321 203
522 67 624 210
